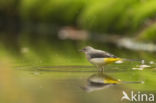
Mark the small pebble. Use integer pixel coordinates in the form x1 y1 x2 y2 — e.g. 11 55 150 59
132 67 143 70
149 61 154 64
115 60 123 64
139 64 150 68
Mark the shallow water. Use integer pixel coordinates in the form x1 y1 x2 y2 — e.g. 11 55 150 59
0 31 156 103
5 63 154 103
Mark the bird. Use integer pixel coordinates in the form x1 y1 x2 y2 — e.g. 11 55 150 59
80 46 123 71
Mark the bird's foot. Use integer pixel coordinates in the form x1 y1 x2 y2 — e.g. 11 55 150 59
98 67 104 72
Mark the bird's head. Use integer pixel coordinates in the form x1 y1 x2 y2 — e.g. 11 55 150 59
80 46 94 53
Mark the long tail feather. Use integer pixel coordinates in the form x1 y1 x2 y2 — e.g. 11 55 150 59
122 58 141 62
121 81 144 84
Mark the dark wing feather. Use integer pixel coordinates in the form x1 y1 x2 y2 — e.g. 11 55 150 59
89 51 117 59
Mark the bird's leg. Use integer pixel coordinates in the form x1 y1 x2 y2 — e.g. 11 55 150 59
98 66 104 72
96 65 104 72
101 66 104 72
98 68 101 72
95 65 100 72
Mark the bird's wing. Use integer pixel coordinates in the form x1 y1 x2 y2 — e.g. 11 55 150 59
89 50 117 59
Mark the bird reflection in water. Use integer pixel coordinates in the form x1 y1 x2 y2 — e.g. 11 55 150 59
82 72 120 92
82 72 143 92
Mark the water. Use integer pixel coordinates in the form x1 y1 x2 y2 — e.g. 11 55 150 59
0 31 156 103
7 63 154 103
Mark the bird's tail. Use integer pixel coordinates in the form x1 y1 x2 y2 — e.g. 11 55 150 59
121 81 144 84
114 58 141 64
121 58 141 62
104 58 140 64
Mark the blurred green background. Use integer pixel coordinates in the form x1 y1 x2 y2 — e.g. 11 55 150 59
0 0 156 103
1 0 156 65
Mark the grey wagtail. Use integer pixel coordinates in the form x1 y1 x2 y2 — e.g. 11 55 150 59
80 46 123 71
